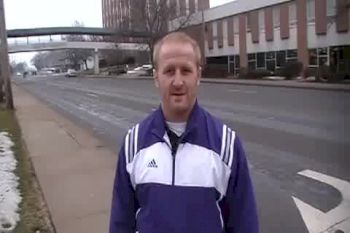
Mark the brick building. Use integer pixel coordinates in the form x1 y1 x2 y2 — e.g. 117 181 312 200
199 0 350 76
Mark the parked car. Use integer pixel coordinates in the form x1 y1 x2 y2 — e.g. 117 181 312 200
108 65 127 75
127 64 153 76
65 69 78 78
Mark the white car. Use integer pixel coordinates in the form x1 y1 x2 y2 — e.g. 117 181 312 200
127 65 153 76
65 69 78 77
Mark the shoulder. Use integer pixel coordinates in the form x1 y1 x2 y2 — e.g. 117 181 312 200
123 123 141 164
200 107 238 168
122 111 159 163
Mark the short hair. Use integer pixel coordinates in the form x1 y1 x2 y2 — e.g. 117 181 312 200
153 32 202 69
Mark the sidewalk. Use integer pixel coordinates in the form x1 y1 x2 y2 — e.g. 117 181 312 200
88 74 350 92
13 85 116 233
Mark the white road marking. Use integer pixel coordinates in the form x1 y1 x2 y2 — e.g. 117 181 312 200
292 169 350 233
228 89 257 94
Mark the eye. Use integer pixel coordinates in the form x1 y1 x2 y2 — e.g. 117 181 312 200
164 67 174 75
182 67 192 75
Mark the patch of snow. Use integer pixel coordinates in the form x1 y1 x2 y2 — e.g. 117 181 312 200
262 76 286 81
305 76 316 81
0 132 21 233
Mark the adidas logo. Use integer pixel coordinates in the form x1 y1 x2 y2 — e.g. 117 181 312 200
147 159 158 168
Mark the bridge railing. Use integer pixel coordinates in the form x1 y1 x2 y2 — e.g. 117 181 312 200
7 34 97 46
8 35 63 45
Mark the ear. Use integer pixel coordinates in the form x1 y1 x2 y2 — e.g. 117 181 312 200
153 69 159 88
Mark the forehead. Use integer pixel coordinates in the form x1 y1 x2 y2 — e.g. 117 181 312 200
157 41 197 66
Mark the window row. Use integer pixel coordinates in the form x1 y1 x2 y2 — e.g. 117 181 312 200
248 49 298 71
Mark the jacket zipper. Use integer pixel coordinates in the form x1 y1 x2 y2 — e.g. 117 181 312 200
171 137 182 186
155 130 187 186
162 137 177 186
172 150 176 185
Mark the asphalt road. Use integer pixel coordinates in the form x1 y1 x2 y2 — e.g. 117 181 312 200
13 75 349 233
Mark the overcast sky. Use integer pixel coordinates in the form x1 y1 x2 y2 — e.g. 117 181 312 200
5 0 233 63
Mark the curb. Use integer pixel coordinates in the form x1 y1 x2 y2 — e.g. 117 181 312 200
83 75 350 92
200 79 350 92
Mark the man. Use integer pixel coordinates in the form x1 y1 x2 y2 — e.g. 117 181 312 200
110 32 258 233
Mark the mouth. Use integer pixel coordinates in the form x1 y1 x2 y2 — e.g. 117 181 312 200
171 93 185 96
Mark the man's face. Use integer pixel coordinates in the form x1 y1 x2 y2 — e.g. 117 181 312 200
154 41 201 120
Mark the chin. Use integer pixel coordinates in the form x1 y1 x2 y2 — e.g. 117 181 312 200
170 103 190 114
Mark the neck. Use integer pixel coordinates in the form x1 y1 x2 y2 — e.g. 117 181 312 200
163 109 190 122
161 103 195 123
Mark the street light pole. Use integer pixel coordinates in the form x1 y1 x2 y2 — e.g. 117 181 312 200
0 0 14 109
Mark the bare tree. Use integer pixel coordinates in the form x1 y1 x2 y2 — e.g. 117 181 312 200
31 51 64 70
62 21 93 70
89 35 104 42
31 52 48 70
10 61 27 73
127 0 198 64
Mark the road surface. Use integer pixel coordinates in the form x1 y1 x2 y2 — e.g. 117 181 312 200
14 75 349 233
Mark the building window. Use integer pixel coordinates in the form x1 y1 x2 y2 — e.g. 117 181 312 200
229 56 235 73
286 49 298 62
207 56 228 64
266 51 276 71
248 61 256 70
309 49 318 65
257 52 266 68
319 57 328 66
206 56 230 73
307 0 315 22
276 50 286 67
309 47 329 66
266 51 275 59
248 53 256 60
318 47 328 56
221 55 240 75
235 55 240 69
312 48 327 65
318 48 329 66
248 53 256 70
229 56 234 62
266 60 276 71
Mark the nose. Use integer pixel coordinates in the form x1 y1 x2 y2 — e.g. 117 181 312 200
172 70 184 88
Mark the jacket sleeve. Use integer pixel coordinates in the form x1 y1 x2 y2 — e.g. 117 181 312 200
220 136 259 233
109 143 139 233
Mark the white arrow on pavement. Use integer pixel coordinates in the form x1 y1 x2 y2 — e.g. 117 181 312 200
292 169 350 233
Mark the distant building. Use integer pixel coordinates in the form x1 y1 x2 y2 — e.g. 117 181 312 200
101 0 210 38
101 0 210 64
180 0 350 76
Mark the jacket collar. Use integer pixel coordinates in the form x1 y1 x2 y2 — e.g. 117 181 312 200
151 100 201 140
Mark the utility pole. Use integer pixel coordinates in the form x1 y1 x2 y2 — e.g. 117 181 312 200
0 0 13 109
0 42 4 103
0 69 4 103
